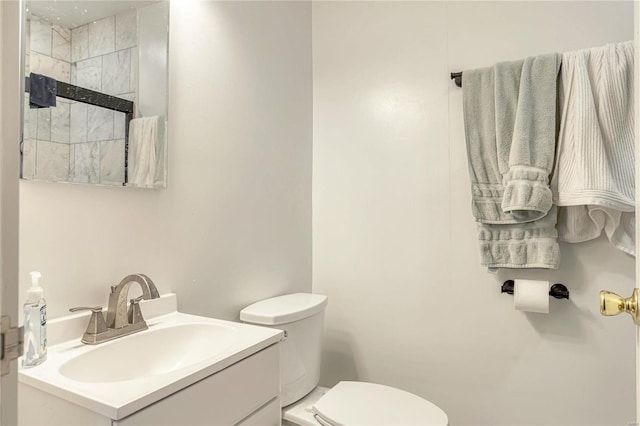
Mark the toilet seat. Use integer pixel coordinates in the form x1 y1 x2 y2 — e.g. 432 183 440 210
310 381 448 426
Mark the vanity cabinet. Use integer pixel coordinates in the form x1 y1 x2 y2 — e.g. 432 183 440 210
19 344 281 426
115 344 281 426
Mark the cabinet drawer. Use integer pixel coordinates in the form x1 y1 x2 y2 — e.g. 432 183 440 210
116 344 280 426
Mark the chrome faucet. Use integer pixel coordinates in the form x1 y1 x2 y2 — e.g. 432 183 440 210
70 274 160 345
106 273 160 329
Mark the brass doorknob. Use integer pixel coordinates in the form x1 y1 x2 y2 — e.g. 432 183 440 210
600 288 639 324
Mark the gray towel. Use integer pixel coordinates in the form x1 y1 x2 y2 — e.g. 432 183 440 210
463 67 506 224
477 207 560 269
497 54 560 221
29 73 57 109
462 56 560 270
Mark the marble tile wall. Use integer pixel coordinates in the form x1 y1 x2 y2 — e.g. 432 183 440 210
23 93 125 185
28 17 71 82
23 11 136 186
71 11 137 99
99 139 126 184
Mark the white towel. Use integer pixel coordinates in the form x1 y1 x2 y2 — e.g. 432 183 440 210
552 41 635 255
128 116 166 188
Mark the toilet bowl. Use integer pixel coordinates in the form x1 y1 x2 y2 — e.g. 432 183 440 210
240 293 448 426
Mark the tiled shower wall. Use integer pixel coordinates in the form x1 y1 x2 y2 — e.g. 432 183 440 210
23 11 137 185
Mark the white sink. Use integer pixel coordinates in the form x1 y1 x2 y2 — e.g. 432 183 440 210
59 323 238 383
18 294 283 420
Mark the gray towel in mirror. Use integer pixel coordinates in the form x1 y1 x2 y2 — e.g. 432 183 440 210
29 72 57 109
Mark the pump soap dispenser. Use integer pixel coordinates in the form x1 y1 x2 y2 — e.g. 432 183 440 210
22 271 46 367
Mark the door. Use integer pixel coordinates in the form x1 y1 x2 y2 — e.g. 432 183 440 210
0 0 24 424
636 2 640 422
601 2 640 417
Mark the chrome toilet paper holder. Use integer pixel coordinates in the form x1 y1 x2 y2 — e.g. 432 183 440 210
501 280 570 300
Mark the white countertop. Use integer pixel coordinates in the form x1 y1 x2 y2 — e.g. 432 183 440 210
19 294 283 420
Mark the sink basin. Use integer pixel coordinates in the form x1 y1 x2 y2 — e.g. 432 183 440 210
59 323 238 383
18 295 284 421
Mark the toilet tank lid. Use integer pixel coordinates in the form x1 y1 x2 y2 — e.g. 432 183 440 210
240 293 328 325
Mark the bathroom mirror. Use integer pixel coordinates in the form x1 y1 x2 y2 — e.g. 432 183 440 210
20 0 169 188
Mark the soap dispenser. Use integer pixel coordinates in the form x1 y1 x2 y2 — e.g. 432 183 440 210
22 271 47 367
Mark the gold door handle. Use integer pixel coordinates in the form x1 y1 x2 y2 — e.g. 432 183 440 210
599 288 639 324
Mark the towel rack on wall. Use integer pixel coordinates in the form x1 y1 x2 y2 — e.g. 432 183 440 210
451 72 463 87
24 75 134 184
501 280 570 300
25 76 134 114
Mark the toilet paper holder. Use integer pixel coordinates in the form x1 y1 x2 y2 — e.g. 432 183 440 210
501 280 570 300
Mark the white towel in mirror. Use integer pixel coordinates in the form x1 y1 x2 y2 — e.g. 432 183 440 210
128 116 166 188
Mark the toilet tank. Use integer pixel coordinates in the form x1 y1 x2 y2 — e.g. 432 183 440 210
240 293 328 407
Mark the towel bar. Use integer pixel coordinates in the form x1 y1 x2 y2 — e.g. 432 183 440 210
501 280 569 300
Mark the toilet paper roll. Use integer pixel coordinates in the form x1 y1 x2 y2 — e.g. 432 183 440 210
514 279 549 313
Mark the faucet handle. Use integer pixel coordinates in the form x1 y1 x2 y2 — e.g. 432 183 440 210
128 296 146 325
69 306 108 338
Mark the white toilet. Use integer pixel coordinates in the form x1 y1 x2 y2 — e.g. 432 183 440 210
240 293 449 426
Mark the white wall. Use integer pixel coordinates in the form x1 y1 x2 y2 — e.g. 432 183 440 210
19 0 312 320
313 2 635 425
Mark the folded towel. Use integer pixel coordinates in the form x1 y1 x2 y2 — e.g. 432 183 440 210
128 116 166 188
29 72 57 109
477 206 560 269
462 59 560 269
496 54 561 221
552 41 635 255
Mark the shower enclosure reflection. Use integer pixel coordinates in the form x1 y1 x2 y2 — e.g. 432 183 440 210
21 0 168 188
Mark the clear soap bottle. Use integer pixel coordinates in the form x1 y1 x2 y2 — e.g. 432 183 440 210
22 271 47 368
